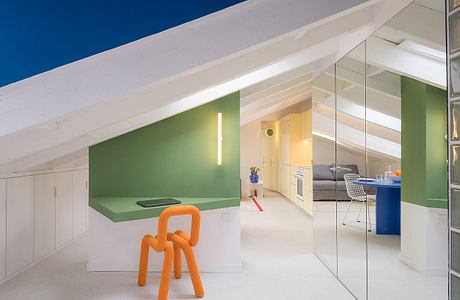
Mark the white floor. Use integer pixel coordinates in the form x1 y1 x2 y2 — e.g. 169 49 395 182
314 200 447 300
0 191 353 300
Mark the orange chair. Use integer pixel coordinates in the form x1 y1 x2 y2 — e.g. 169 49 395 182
138 205 204 300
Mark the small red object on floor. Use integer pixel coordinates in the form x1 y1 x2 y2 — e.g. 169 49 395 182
251 196 264 212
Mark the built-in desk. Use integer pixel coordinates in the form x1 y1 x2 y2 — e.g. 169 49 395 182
89 196 240 222
88 196 242 273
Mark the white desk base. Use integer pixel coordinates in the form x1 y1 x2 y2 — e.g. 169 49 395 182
87 206 241 272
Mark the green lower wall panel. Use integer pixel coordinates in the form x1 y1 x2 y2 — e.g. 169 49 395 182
89 92 240 199
401 77 447 209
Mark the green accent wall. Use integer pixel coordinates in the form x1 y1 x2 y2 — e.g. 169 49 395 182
401 77 447 209
89 92 240 198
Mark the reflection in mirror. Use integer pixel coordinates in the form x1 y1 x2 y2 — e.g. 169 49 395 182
367 0 447 299
312 0 449 299
312 65 337 275
335 42 367 300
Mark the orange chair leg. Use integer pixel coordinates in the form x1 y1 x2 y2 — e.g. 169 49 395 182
157 244 174 300
172 236 204 298
173 242 182 279
182 243 204 298
138 235 152 286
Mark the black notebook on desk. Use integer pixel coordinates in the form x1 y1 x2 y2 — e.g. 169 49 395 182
136 198 181 208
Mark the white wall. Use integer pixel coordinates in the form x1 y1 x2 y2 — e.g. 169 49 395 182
240 121 262 198
400 202 448 275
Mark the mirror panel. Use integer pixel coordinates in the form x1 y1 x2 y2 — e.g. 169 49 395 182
335 42 367 300
312 65 338 275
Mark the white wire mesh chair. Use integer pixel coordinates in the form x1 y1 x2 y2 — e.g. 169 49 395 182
342 173 376 232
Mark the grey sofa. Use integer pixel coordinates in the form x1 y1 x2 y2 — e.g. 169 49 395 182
313 164 360 201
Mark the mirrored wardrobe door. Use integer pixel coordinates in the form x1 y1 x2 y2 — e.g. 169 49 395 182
336 42 368 299
312 65 338 276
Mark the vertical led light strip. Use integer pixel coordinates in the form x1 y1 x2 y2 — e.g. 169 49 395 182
218 112 223 165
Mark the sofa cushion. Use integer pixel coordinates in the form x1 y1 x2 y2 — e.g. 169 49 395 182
336 180 347 191
313 180 347 191
313 180 335 190
330 164 359 181
313 165 334 180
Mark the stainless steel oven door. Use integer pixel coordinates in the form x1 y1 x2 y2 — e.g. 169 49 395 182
296 176 304 201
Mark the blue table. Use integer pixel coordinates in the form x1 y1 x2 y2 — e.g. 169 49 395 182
353 180 401 235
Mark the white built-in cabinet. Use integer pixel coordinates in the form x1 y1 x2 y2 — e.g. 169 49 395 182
72 169 88 238
56 172 73 247
1 169 88 282
0 179 6 282
34 174 56 260
6 177 34 277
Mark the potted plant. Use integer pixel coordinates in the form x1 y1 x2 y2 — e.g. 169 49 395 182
249 166 260 183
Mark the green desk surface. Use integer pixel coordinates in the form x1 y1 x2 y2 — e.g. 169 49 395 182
89 196 240 222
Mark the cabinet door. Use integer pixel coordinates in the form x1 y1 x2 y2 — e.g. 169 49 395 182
0 179 6 281
280 121 291 164
263 162 272 189
280 165 291 198
56 172 73 247
73 169 88 238
302 110 312 140
272 162 279 191
6 177 34 277
34 174 56 260
303 168 313 215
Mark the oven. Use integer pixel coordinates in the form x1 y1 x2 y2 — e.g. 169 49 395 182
295 168 304 201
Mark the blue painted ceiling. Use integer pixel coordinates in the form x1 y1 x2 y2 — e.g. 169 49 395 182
0 0 244 87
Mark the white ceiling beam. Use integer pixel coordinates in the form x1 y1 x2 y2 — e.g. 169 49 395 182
240 72 313 106
241 90 311 126
241 79 312 113
373 2 445 51
313 74 401 118
313 112 401 159
351 36 446 89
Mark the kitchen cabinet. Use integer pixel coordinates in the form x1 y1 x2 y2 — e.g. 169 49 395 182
290 167 304 209
72 169 88 238
302 110 312 141
262 122 280 192
280 119 291 165
34 174 56 260
0 179 6 281
263 162 272 189
56 172 73 247
279 164 291 198
303 167 313 215
6 177 34 277
271 162 279 191
262 111 313 209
